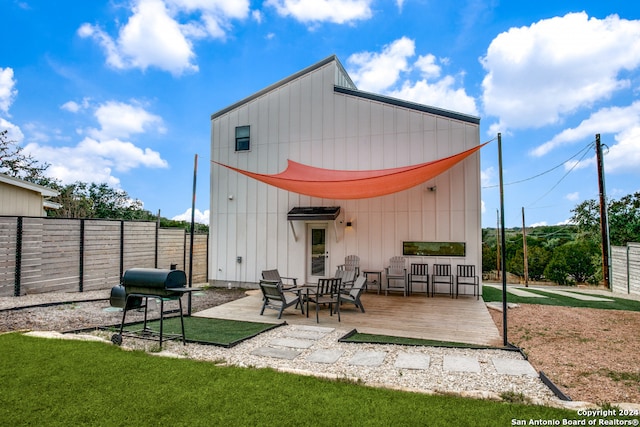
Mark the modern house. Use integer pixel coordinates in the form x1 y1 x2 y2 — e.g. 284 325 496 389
209 55 482 294
0 173 60 216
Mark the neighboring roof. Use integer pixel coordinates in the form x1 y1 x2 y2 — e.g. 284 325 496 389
214 142 487 200
210 55 479 125
0 173 59 197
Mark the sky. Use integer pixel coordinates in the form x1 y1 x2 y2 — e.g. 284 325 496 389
2 0 639 229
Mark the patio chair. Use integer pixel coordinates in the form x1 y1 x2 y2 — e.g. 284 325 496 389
455 265 480 300
261 269 297 290
338 255 360 276
306 277 341 323
431 264 453 298
337 275 367 313
259 280 304 319
335 268 356 291
385 256 407 296
408 263 429 296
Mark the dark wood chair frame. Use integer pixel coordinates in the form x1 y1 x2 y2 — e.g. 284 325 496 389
455 265 480 300
408 263 429 296
259 280 304 319
431 264 454 298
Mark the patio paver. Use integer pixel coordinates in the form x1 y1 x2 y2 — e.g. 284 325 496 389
492 358 538 376
306 349 344 364
348 351 387 366
394 353 431 370
250 347 301 360
443 355 481 373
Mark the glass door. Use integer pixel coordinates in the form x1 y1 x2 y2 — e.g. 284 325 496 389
307 224 328 283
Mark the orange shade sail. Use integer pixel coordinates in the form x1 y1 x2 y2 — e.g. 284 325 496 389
214 143 487 200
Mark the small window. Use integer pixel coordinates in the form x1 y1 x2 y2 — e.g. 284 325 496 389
235 125 250 151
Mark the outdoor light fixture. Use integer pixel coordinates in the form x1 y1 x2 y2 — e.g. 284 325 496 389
346 221 352 227
427 186 437 192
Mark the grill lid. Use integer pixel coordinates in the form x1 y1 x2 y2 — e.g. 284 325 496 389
122 268 186 289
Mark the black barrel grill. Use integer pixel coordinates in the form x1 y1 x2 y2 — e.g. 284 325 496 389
109 268 198 348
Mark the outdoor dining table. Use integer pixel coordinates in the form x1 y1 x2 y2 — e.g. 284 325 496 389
289 281 341 320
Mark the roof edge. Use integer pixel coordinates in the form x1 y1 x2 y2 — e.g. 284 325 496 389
211 55 338 120
333 86 481 125
0 173 59 197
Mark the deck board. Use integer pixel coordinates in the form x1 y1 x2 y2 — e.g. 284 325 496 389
194 290 503 347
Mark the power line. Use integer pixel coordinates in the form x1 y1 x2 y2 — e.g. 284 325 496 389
482 141 595 189
526 141 594 208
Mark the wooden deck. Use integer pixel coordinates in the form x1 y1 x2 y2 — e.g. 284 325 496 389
194 290 503 347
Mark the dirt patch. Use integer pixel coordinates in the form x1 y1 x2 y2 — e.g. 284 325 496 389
490 304 640 404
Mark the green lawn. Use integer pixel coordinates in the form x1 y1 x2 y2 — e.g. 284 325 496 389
482 285 640 311
0 333 584 426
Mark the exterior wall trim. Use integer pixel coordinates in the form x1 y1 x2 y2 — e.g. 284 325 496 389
333 86 481 125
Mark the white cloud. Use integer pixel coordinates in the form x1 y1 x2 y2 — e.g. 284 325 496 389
481 12 640 131
266 0 373 24
88 101 166 140
24 137 168 185
347 37 415 93
603 125 640 174
530 221 548 227
78 0 250 76
481 166 496 187
17 99 169 185
532 101 640 156
0 67 17 115
388 75 479 117
347 38 478 116
566 192 580 201
172 208 210 225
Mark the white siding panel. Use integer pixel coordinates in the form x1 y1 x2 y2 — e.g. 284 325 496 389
211 59 481 284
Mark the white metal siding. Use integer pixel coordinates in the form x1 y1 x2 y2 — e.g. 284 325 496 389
210 60 481 288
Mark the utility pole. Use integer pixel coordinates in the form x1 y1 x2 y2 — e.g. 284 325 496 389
522 207 529 287
595 134 610 289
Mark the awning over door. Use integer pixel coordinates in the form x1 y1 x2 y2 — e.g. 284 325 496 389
213 142 487 200
287 206 340 221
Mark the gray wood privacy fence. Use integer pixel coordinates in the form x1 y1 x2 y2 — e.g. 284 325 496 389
0 216 208 297
611 242 640 296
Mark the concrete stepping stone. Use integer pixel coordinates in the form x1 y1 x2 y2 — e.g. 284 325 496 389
443 355 481 373
285 330 329 340
492 358 538 377
507 287 548 298
539 289 614 302
269 337 316 349
394 353 430 370
306 349 344 364
348 351 387 366
292 325 334 333
251 347 301 360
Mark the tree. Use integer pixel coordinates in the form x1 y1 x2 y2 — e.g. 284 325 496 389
48 182 154 220
0 129 51 184
571 193 640 246
544 240 598 285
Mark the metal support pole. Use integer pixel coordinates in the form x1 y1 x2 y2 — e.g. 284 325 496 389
188 154 198 315
15 217 23 297
522 207 528 287
498 133 508 346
